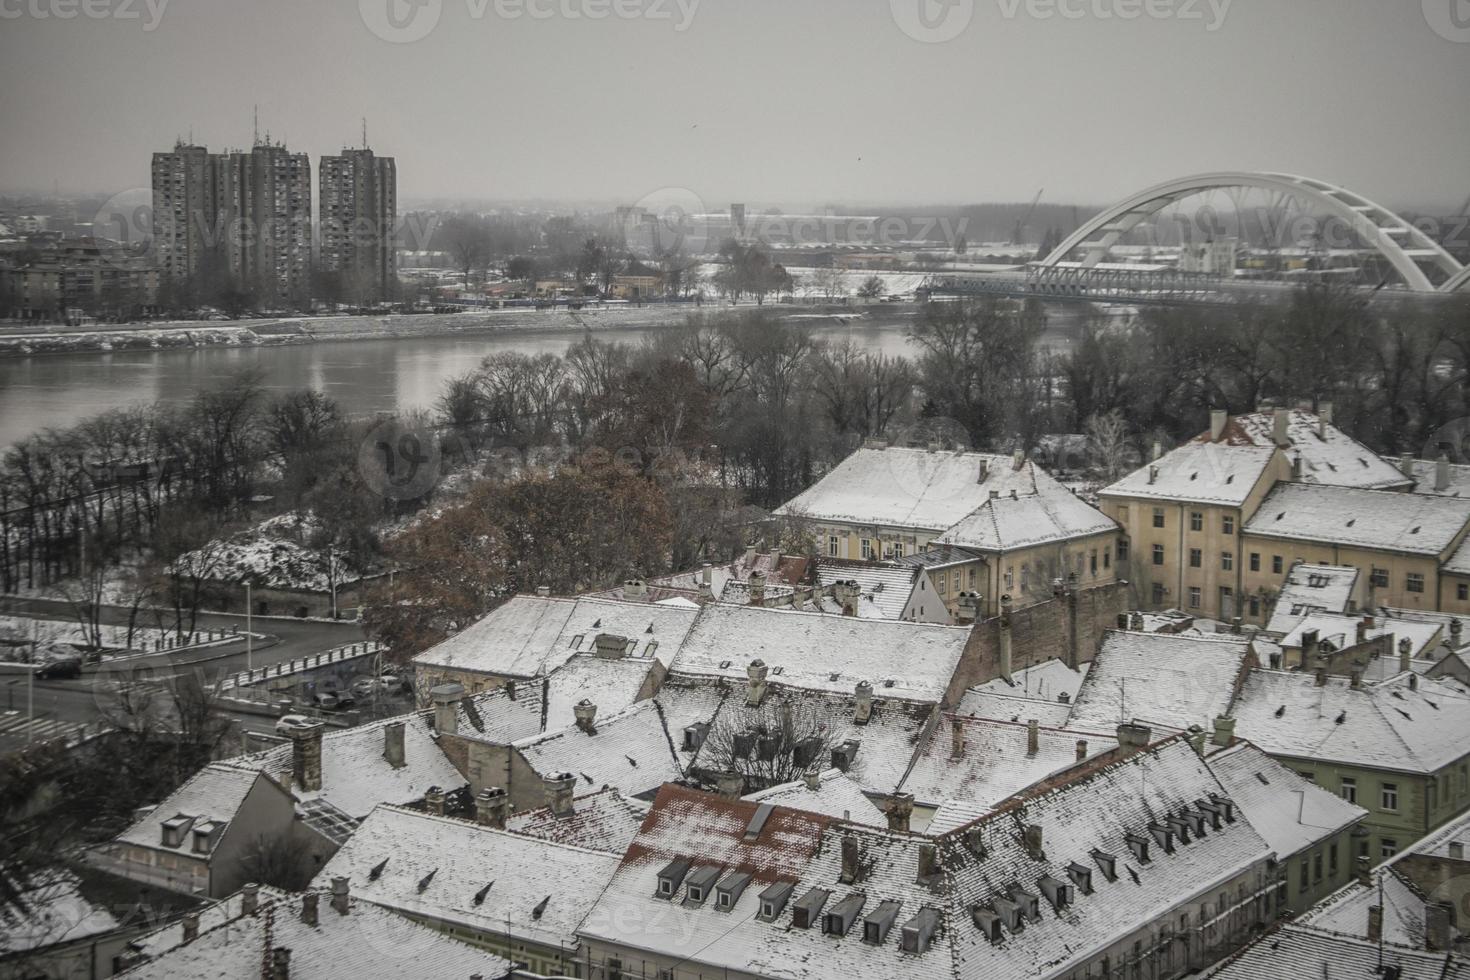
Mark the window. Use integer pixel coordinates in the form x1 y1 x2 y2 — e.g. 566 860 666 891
1222 515 1235 535
860 539 872 560
1407 573 1425 594
1313 851 1323 882
1249 596 1260 616
1190 511 1203 531
1382 784 1399 812
1221 552 1234 571
1188 587 1202 608
1152 544 1165 566
1330 842 1339 876
892 542 904 559
1103 548 1111 569
1371 567 1389 588
1459 583 1469 601
1090 551 1097 575
1117 539 1129 561
968 567 977 588
1272 555 1284 574
828 536 839 557
1152 508 1166 529
1340 777 1356 804
1381 839 1398 859
1189 548 1202 568
1250 552 1260 572
937 572 947 595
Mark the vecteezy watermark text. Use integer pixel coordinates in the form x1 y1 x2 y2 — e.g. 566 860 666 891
359 0 698 44
890 0 1230 43
0 0 168 30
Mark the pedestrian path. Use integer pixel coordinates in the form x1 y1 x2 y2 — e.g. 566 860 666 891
0 709 87 747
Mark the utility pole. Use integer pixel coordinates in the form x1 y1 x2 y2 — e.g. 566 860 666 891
26 619 37 745
245 581 253 674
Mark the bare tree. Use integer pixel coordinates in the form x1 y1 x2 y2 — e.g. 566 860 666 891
238 833 315 891
698 697 838 791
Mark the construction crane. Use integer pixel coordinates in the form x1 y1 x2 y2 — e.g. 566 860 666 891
1011 188 1044 246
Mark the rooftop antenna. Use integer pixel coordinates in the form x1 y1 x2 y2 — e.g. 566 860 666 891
362 117 368 150
253 105 259 146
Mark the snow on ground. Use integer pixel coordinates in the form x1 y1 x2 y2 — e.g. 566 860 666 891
176 512 375 592
0 614 232 658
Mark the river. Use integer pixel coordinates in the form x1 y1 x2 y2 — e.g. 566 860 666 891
0 311 1085 449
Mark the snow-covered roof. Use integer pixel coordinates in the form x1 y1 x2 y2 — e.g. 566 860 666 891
1441 531 1470 575
115 763 266 853
117 888 510 980
413 595 699 678
1066 631 1255 734
512 700 682 800
1406 457 1470 498
1100 442 1278 507
1276 611 1441 664
1203 741 1364 857
0 871 121 955
124 886 292 960
670 604 968 703
934 489 1117 553
814 560 923 619
1228 669 1470 774
1244 483 1470 557
1405 806 1470 862
314 804 620 952
1271 562 1361 621
742 769 887 827
956 660 1089 726
1202 924 1461 980
1221 410 1412 491
896 714 1118 809
242 712 463 819
542 654 657 731
505 787 647 854
773 446 1054 532
1294 870 1428 948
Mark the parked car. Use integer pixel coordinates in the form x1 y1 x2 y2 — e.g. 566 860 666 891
377 675 410 694
275 714 315 735
351 677 378 699
313 690 355 711
35 657 82 680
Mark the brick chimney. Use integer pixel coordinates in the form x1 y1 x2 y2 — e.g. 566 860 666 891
593 633 628 659
330 876 349 915
1452 619 1463 646
623 578 647 599
475 787 508 829
1116 721 1152 754
1356 855 1372 887
1012 449 1025 471
271 948 291 980
241 883 260 915
1437 453 1451 492
886 793 914 833
1075 739 1088 762
699 563 713 600
574 698 598 733
181 912 200 943
748 570 767 605
1318 402 1333 436
1272 407 1289 447
1209 409 1227 441
950 717 965 759
746 659 769 707
840 834 860 884
836 580 860 616
1399 636 1413 673
424 786 446 816
430 683 465 736
715 770 744 800
1024 824 1044 858
1212 715 1235 747
289 721 325 792
853 680 873 725
1367 904 1383 942
300 892 318 927
999 594 1014 682
1427 902 1453 951
1026 718 1039 756
544 771 576 817
383 721 406 769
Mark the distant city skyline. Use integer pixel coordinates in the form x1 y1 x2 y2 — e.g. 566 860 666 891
0 0 1467 211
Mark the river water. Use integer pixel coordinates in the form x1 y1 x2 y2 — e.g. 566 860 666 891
0 312 1084 449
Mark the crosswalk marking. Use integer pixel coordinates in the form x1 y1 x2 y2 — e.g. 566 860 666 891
0 709 86 744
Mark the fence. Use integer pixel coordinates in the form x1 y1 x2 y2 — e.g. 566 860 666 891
218 640 384 692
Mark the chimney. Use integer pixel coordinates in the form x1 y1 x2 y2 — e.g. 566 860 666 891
748 570 767 605
300 892 318 927
917 842 939 881
330 876 350 916
383 721 406 769
853 680 873 725
1026 718 1040 756
181 912 200 943
1315 667 1328 687
950 717 965 759
1318 402 1333 436
574 698 598 733
1146 464 1159 485
1024 824 1044 858
716 770 744 801
1302 627 1319 664
241 883 260 916
289 721 324 792
837 580 860 616
804 769 821 791
623 578 647 599
593 633 628 659
1075 739 1088 762
424 786 446 816
1437 453 1451 492
1356 618 1368 644
1452 619 1464 645
956 591 980 625
1399 636 1413 673
744 544 757 567
1012 449 1025 471
999 594 1014 682
1117 721 1152 754
1450 841 1465 860
1291 454 1303 481
699 563 713 600
1209 409 1227 441
544 771 576 817
1427 902 1454 951
1367 904 1383 943
535 585 551 597
746 659 769 706
1212 715 1236 747
840 835 860 884
271 948 291 980
1400 453 1415 478
1151 441 1163 462
977 458 989 483
1356 855 1372 887
1410 673 1419 691
430 683 465 736
1272 407 1289 447
790 586 805 611
886 793 914 833
475 787 508 829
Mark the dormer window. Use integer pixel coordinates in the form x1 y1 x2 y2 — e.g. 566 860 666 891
682 723 709 752
190 820 224 854
1181 809 1208 838
683 866 721 905
992 897 1025 934
655 858 690 899
791 887 831 929
1007 885 1040 922
1066 861 1093 895
1148 823 1175 854
1210 793 1236 823
1195 800 1224 830
1038 875 1072 911
1126 832 1151 863
1091 849 1117 881
863 900 902 944
757 881 794 921
972 906 1003 944
901 907 941 953
714 871 752 911
1165 816 1190 845
823 893 866 936
160 814 195 848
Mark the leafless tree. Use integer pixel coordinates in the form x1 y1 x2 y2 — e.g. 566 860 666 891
698 697 839 791
238 833 315 891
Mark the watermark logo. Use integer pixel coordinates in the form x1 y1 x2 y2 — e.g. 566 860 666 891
1423 0 1470 41
890 0 975 42
359 0 442 42
1423 418 1470 466
358 418 443 501
0 0 170 31
629 187 709 256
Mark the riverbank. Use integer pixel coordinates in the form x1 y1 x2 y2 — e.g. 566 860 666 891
0 301 887 359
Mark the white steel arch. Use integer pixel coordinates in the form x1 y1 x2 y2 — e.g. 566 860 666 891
1445 265 1470 294
1038 172 1466 293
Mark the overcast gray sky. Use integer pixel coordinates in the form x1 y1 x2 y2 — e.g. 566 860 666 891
1 0 1467 210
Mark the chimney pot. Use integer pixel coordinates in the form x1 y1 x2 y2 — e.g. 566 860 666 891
574 698 598 733
241 883 260 916
300 892 319 927
430 683 465 736
544 771 577 817
289 721 325 792
383 721 406 769
330 876 349 916
1075 739 1088 762
181 912 200 943
1026 718 1039 756
1209 409 1227 442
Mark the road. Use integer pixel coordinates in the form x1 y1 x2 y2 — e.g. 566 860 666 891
0 596 368 752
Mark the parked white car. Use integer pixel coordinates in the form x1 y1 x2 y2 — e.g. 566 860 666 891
274 714 315 736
